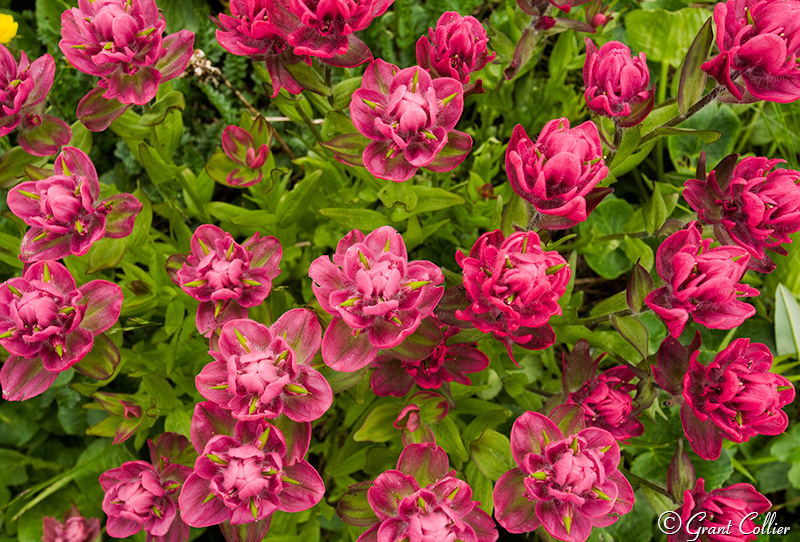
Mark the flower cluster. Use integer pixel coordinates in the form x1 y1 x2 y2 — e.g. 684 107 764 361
179 403 324 527
456 230 570 363
213 0 389 97
645 222 758 338
670 479 771 542
310 226 444 371
494 411 634 542
568 366 644 442
167 224 282 337
681 338 795 460
505 118 611 230
371 322 489 396
100 433 193 542
42 506 100 542
583 39 653 127
684 155 800 273
702 0 800 103
7 147 142 262
0 44 70 156
349 60 472 182
60 0 194 106
196 310 332 422
416 11 495 93
0 261 122 401
339 443 498 542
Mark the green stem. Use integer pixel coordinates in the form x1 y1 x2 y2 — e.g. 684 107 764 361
571 308 636 327
655 62 669 183
176 167 209 222
640 86 724 146
296 105 323 142
619 466 675 501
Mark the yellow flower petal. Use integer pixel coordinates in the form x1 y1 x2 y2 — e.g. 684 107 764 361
0 14 18 44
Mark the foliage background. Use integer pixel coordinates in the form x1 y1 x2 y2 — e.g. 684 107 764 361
1 0 800 540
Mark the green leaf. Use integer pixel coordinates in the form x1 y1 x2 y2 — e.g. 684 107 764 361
72 334 120 381
678 17 714 115
319 208 389 231
390 186 466 221
139 143 179 186
378 182 419 212
642 183 667 236
580 198 636 279
278 169 322 226
333 77 363 111
67 120 93 153
86 237 127 274
432 417 469 463
667 102 741 174
470 428 514 481
611 314 649 360
353 402 401 443
139 91 186 127
774 284 800 356
626 8 711 67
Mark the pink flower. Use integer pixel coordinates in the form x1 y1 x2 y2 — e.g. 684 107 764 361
167 224 282 337
567 366 644 442
644 222 758 338
0 45 70 156
212 0 311 98
100 457 192 542
350 59 472 182
455 230 570 363
669 479 771 542
583 39 653 127
309 226 443 372
505 119 611 230
493 412 634 541
179 402 324 527
0 261 122 401
219 124 271 187
196 311 332 422
393 392 448 446
371 323 489 397
548 0 592 13
60 0 194 105
286 0 391 64
415 11 495 92
347 443 498 542
701 0 800 103
6 147 142 262
42 505 100 542
680 338 795 460
683 155 800 273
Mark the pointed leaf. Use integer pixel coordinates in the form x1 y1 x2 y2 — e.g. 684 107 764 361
611 314 649 360
470 428 514 481
72 333 120 380
678 17 714 116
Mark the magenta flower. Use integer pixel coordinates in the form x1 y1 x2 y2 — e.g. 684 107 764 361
0 45 70 156
196 310 332 422
683 155 800 273
100 457 192 542
669 479 771 542
60 0 194 105
285 0 391 64
645 222 758 338
583 39 654 127
309 226 443 372
167 224 282 337
43 505 100 542
455 230 570 363
680 338 795 460
179 402 324 527
371 324 489 397
415 11 495 93
346 443 498 542
505 118 611 230
567 366 644 442
494 412 634 541
212 0 311 98
218 124 271 187
6 147 142 262
349 59 472 182
0 261 122 401
701 0 800 103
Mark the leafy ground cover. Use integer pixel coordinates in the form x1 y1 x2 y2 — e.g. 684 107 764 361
1 0 800 541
